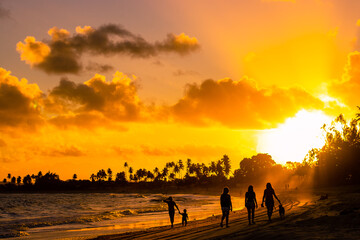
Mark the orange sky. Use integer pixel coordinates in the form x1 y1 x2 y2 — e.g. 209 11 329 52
1 0 360 179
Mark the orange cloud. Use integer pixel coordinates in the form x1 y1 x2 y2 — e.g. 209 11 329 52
171 77 324 128
45 72 146 128
42 145 85 157
17 24 200 74
16 36 51 65
329 51 360 107
0 68 43 129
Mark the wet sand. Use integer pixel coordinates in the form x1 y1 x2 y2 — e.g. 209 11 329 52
90 186 360 240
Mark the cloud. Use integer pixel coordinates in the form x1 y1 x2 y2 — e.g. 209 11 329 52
173 69 200 77
17 24 200 74
0 139 6 147
45 72 147 128
0 3 10 19
42 145 85 157
329 51 360 107
0 68 43 129
170 77 324 129
85 62 114 73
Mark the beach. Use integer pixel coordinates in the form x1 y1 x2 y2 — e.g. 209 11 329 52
92 186 360 240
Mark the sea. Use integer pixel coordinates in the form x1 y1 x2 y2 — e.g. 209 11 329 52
0 193 241 239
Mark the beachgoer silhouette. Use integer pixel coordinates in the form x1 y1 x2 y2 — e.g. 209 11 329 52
261 182 281 222
163 196 180 228
179 209 189 226
220 187 232 228
245 185 258 225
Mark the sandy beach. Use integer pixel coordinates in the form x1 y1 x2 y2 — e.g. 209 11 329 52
91 186 360 240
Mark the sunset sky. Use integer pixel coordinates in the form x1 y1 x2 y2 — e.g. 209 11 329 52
1 0 360 179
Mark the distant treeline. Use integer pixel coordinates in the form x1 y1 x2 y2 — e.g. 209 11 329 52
2 112 360 192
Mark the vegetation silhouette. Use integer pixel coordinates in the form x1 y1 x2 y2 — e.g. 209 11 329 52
2 108 360 193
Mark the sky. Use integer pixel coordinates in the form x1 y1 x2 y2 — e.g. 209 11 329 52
1 0 360 180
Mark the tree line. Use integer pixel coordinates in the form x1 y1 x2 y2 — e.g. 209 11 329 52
2 109 360 192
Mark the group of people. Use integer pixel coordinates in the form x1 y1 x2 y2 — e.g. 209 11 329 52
163 196 189 228
221 182 281 227
163 182 281 228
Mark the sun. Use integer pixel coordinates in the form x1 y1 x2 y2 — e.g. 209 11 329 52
257 110 332 165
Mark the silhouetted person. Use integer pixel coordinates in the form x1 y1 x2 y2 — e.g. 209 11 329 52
220 187 232 228
261 183 281 222
245 185 258 225
163 196 180 228
279 204 285 219
179 209 189 226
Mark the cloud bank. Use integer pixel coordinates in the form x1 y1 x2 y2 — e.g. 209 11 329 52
17 24 200 74
0 68 43 129
0 67 330 131
171 78 324 128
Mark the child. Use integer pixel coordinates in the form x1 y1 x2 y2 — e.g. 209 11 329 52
179 209 189 226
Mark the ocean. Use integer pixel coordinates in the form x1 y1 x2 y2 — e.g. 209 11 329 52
0 193 241 239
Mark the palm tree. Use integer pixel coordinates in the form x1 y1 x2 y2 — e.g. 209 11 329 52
162 167 169 181
356 106 360 121
147 171 154 181
115 172 126 182
73 174 77 181
174 164 180 179
222 155 231 177
187 159 192 175
153 167 160 181
90 174 96 182
16 176 21 185
96 169 107 181
23 175 32 185
7 173 11 181
209 161 216 176
169 173 175 181
107 168 113 181
124 162 128 179
178 159 184 179
129 167 133 182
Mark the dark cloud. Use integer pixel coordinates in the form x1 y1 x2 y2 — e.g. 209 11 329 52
171 78 324 129
85 62 114 73
17 24 200 74
45 72 145 128
43 145 85 157
0 3 10 19
47 77 105 111
0 68 43 129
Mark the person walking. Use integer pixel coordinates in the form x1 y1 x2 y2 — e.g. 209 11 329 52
245 185 258 225
163 196 180 228
261 182 281 222
220 187 232 228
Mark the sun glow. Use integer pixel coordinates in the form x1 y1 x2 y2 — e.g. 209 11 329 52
257 110 332 165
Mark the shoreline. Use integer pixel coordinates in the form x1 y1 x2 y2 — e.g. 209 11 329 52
89 186 360 240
